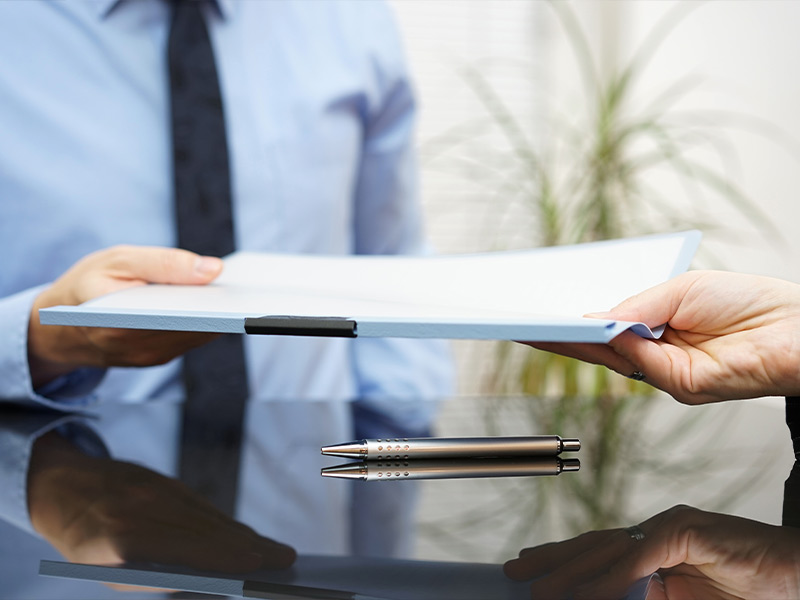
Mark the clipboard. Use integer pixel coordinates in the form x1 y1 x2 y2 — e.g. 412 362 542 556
39 555 658 600
39 555 531 600
39 231 701 342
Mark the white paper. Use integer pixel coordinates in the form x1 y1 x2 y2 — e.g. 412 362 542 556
40 231 701 342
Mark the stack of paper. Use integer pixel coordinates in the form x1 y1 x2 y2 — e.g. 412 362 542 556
40 231 700 342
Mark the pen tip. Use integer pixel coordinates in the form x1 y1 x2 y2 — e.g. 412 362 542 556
320 442 365 458
321 463 368 479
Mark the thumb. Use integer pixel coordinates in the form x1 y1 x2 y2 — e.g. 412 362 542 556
587 272 704 329
105 246 224 285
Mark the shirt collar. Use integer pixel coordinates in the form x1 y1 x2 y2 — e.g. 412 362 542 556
91 0 234 20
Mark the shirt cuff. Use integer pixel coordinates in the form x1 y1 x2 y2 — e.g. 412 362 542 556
0 286 105 409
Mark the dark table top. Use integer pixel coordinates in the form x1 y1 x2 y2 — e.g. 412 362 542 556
0 394 793 599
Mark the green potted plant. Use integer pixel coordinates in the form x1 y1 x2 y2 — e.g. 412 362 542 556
418 1 787 555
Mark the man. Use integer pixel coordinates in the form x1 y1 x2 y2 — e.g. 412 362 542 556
0 1 452 597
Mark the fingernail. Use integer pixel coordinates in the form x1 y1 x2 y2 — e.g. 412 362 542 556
194 256 222 276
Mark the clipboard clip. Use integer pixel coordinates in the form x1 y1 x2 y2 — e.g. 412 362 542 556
244 316 358 338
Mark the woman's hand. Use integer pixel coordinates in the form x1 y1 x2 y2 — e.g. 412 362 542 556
504 504 800 599
524 270 800 404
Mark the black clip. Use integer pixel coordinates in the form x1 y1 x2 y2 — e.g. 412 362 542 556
244 315 357 338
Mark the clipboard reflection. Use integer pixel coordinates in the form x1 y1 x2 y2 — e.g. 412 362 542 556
321 456 580 481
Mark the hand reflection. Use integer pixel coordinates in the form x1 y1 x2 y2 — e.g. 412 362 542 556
27 431 296 578
504 504 800 600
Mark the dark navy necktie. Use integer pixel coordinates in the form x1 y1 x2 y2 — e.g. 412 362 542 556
168 0 248 516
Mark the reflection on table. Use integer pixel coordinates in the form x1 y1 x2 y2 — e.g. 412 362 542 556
0 395 796 599
321 456 580 481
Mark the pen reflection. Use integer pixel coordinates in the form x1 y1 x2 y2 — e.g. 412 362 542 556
321 456 580 481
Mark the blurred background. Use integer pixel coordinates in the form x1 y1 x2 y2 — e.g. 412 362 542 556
387 0 800 558
390 0 800 395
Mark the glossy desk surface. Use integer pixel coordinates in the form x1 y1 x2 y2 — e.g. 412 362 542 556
0 394 794 599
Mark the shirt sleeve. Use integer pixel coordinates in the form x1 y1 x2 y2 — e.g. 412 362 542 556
0 412 110 536
0 285 105 408
349 1 455 410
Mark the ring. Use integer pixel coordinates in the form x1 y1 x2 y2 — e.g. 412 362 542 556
628 371 646 381
624 525 646 542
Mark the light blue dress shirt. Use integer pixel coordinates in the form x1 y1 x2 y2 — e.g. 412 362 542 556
0 1 453 597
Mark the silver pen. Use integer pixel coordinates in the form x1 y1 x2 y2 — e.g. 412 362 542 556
321 456 580 481
320 435 580 460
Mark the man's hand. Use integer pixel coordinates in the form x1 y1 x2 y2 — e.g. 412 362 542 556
28 431 296 578
523 270 800 404
504 504 800 599
28 246 224 387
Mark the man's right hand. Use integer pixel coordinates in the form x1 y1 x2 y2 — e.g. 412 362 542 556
28 431 296 580
28 246 224 387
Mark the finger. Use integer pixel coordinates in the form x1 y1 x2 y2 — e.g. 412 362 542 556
526 530 636 598
159 500 297 569
103 246 223 285
504 530 618 580
120 521 295 573
598 272 707 329
254 540 297 569
85 328 220 367
90 461 267 557
522 342 637 377
125 472 260 542
572 511 702 599
573 553 663 599
609 331 713 404
127 474 297 570
121 530 266 573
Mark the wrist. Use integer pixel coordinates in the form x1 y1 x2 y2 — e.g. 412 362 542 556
27 292 80 388
27 431 96 542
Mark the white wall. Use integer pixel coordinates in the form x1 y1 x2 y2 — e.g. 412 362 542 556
610 1 800 281
394 0 800 278
391 0 548 255
390 2 798 552
392 0 800 394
